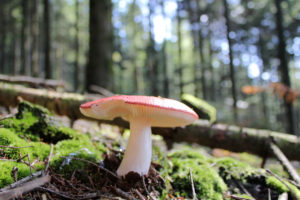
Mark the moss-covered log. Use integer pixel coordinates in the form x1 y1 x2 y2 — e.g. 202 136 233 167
0 74 66 90
0 82 299 161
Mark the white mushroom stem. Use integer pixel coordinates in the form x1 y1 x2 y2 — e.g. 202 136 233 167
116 117 152 176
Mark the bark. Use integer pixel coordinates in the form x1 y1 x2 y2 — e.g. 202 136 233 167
147 0 158 96
177 1 184 96
195 0 207 100
160 0 169 97
44 0 51 79
86 0 113 92
21 0 31 76
207 29 215 101
31 0 39 77
274 0 296 135
0 2 8 74
0 74 65 89
0 82 299 161
74 0 80 91
223 0 238 122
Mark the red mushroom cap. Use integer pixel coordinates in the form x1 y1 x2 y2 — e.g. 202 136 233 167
80 95 198 127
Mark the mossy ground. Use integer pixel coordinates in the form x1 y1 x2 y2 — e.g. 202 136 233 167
0 101 105 188
0 101 299 199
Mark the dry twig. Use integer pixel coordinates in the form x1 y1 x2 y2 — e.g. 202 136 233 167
189 168 198 200
0 171 44 192
269 141 300 185
113 187 137 200
0 145 33 149
0 174 50 200
45 144 53 172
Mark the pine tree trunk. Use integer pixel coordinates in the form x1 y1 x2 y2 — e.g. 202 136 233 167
74 0 80 91
44 0 51 79
0 2 7 74
147 0 158 96
223 0 238 122
177 1 184 96
195 0 207 100
31 0 39 77
21 0 31 76
274 0 296 135
86 0 113 92
160 0 169 97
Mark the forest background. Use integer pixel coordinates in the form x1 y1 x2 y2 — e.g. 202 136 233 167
0 0 300 135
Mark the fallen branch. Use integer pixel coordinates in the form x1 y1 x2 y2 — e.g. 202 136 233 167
0 174 50 200
269 141 300 185
0 145 33 149
189 168 198 200
0 74 66 90
0 171 44 192
266 169 299 200
0 83 300 161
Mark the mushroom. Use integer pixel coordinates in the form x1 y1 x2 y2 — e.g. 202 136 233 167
80 95 198 176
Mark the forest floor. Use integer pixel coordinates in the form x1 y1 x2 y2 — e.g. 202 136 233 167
0 101 300 200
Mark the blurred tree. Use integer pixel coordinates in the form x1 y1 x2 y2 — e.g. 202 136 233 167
44 0 52 79
21 0 31 76
74 0 80 91
160 0 169 97
146 0 159 96
86 0 113 92
274 0 296 134
31 0 39 77
177 0 184 96
223 0 238 122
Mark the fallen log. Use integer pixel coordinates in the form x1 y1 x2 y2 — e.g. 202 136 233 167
0 82 299 161
0 74 66 90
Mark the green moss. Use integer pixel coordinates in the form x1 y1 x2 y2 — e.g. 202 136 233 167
0 161 41 188
181 93 217 122
215 157 264 182
167 149 227 200
0 128 50 160
266 176 300 198
0 101 107 188
0 101 80 143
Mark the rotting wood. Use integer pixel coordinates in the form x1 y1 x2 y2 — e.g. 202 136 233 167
0 82 300 161
0 74 66 90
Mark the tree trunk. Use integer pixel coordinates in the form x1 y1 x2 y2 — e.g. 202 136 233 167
21 0 31 76
147 0 158 96
274 0 296 135
86 0 113 92
223 0 238 122
0 1 8 74
0 82 300 162
74 0 80 91
195 0 207 100
44 0 51 79
31 0 39 77
207 33 215 101
177 1 184 96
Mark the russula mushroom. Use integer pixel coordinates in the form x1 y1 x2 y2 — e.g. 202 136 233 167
80 95 198 176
